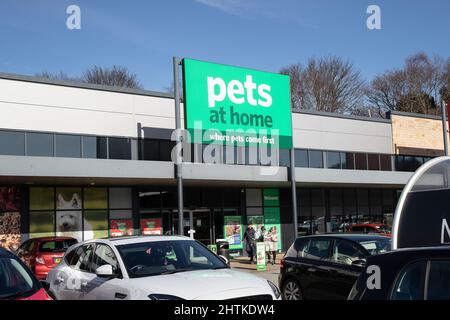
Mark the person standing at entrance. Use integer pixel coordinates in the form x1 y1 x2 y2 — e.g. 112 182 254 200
243 225 256 263
267 226 278 265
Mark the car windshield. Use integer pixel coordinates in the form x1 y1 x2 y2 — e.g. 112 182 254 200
375 225 391 234
358 238 391 255
0 257 39 299
117 240 228 278
39 239 78 253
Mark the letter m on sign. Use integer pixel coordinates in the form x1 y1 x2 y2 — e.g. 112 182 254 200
442 219 450 244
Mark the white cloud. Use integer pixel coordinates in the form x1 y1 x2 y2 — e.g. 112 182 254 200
194 0 255 15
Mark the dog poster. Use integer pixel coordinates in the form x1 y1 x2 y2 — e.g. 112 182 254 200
56 193 94 241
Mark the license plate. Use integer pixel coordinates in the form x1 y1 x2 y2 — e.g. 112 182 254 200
53 257 61 264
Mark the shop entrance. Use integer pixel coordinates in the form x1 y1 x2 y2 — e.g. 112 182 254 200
173 209 212 246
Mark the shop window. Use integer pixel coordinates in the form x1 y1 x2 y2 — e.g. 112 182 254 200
109 210 133 237
139 191 161 209
294 149 308 167
161 188 177 208
108 137 131 160
297 189 311 207
355 153 367 170
224 189 241 207
326 152 341 169
380 154 392 171
140 139 159 161
342 152 355 170
311 189 325 207
109 188 132 209
55 188 82 210
27 132 54 157
55 134 81 158
29 211 55 238
343 189 356 207
203 188 223 207
246 189 262 207
84 188 107 209
308 150 323 168
159 140 176 162
82 136 107 159
368 154 380 171
30 187 54 210
0 130 25 156
84 210 108 240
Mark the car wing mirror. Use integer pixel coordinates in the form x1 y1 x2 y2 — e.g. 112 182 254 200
218 255 230 267
95 264 115 278
352 259 367 267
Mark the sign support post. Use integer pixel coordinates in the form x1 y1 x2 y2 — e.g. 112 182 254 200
290 148 298 240
173 56 184 235
444 100 449 156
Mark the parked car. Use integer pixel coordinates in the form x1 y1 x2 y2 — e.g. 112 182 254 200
279 234 391 300
348 246 450 300
16 237 78 280
0 248 52 300
47 236 280 300
349 224 392 237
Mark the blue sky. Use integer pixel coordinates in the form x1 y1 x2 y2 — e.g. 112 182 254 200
0 0 449 91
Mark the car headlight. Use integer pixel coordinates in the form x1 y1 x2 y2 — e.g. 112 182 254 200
148 294 184 300
267 280 281 299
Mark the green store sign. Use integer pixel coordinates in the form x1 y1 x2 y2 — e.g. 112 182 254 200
183 59 293 149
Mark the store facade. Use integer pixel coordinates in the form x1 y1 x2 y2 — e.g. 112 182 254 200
0 72 441 253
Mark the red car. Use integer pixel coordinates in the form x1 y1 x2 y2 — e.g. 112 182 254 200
0 247 51 300
349 223 392 237
16 237 78 281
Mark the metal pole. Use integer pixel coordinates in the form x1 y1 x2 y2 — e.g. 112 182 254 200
173 56 184 235
290 148 298 240
442 100 449 156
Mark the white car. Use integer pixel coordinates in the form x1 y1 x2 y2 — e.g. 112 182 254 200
46 236 280 300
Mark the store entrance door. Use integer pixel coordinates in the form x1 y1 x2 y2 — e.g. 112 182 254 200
173 209 212 246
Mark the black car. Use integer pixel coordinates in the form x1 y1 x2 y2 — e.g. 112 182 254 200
348 246 450 300
279 234 391 300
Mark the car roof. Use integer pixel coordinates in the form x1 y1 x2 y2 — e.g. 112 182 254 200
351 223 385 227
28 236 77 242
84 235 193 247
298 233 391 242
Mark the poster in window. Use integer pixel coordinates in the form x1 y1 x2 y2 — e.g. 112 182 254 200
110 219 133 237
56 192 85 242
224 216 243 250
140 218 163 235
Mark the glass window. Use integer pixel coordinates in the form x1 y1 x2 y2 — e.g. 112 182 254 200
246 189 262 207
309 150 323 168
380 154 392 171
109 210 132 220
30 187 54 210
279 149 290 167
391 261 426 300
55 188 82 210
304 238 331 260
294 149 308 168
139 191 161 209
108 137 131 160
355 153 367 170
426 260 450 300
326 152 341 169
0 130 25 156
29 211 55 238
342 152 355 170
55 134 81 158
82 136 107 159
91 244 119 274
159 140 175 162
140 139 159 161
84 188 107 209
109 188 132 209
368 154 380 171
71 245 95 272
27 132 54 157
332 240 366 265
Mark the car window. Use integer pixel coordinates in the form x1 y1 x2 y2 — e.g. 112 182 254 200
426 260 450 300
286 239 308 258
304 239 331 260
38 239 77 253
0 257 39 299
70 245 95 273
18 240 33 255
351 226 365 232
332 240 366 265
391 261 426 300
91 244 119 274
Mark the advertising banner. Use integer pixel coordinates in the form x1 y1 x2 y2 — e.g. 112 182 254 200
263 189 282 251
224 216 243 250
140 218 163 236
110 219 133 237
256 242 267 271
183 59 293 149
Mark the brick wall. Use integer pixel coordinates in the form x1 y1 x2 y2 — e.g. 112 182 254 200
391 114 447 157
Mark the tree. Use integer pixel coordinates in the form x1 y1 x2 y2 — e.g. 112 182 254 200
281 56 365 114
82 65 142 89
367 53 445 115
37 65 143 89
